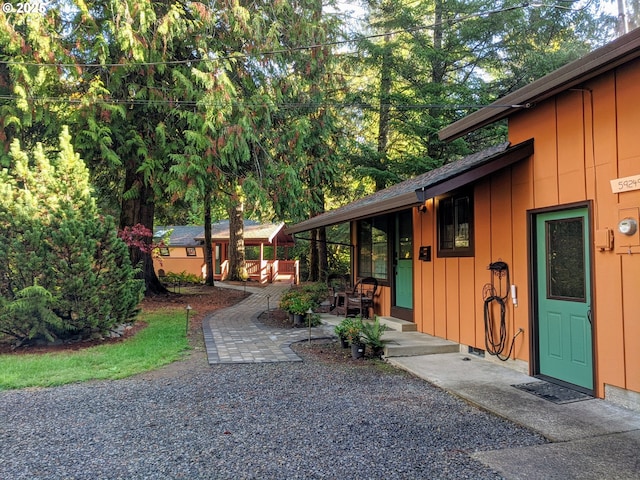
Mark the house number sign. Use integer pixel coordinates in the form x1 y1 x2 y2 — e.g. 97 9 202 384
611 174 640 193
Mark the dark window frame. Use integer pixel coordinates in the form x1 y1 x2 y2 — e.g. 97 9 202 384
357 215 390 283
437 189 474 258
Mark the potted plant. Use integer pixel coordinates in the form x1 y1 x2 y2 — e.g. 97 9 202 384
361 316 389 358
345 317 365 359
289 293 314 327
334 318 353 348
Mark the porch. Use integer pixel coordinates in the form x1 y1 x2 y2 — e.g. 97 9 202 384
218 259 299 284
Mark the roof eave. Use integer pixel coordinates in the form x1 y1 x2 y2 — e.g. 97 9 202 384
285 192 420 235
416 139 533 201
268 222 286 243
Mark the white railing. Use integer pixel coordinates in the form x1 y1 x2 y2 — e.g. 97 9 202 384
216 259 299 284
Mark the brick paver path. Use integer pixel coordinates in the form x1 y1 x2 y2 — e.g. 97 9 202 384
203 283 334 364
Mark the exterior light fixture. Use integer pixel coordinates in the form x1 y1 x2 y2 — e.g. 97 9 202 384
307 307 314 343
185 305 192 334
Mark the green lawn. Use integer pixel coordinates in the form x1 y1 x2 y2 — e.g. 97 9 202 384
0 308 190 390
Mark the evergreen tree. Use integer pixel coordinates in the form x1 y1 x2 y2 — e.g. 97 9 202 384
345 0 615 190
0 1 74 166
0 127 143 346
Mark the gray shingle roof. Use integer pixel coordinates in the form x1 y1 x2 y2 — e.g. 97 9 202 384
153 226 204 247
155 221 293 246
286 141 532 235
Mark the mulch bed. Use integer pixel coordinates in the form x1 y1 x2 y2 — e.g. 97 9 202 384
255 308 380 364
0 284 248 355
1 283 372 365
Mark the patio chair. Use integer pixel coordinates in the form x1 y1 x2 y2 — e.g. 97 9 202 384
336 276 378 318
327 273 350 312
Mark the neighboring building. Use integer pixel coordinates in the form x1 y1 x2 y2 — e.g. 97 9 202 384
287 29 640 409
153 225 205 279
154 221 297 284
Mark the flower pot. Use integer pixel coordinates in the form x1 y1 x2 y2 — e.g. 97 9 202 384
339 336 349 348
293 313 305 327
351 342 365 359
370 345 385 358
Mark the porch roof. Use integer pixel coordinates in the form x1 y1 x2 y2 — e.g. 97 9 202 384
195 220 294 245
155 221 293 246
439 28 640 142
285 139 533 235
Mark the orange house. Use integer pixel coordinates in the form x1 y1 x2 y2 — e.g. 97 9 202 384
288 29 640 410
153 221 298 284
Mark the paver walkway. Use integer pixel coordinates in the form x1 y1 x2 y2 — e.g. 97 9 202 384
203 282 334 364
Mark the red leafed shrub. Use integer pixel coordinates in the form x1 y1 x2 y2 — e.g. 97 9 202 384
118 223 154 254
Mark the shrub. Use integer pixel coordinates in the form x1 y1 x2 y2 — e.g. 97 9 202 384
0 128 144 346
334 317 354 340
163 271 202 285
361 316 389 351
345 317 364 345
279 283 328 315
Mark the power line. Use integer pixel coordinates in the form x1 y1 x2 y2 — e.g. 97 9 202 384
0 94 532 110
0 2 590 69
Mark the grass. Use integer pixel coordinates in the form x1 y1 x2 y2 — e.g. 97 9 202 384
0 308 191 390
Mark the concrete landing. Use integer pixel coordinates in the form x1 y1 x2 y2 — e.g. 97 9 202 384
389 352 640 480
318 314 459 358
377 315 417 332
382 330 459 357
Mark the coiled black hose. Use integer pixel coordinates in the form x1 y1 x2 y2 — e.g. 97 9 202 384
483 261 517 361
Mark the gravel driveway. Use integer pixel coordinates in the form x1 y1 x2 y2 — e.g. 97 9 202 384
0 345 546 479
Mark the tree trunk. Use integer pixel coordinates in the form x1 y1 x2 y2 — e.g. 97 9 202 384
203 190 214 286
120 167 168 296
309 228 319 282
376 33 392 191
227 188 246 281
432 0 445 84
318 226 328 282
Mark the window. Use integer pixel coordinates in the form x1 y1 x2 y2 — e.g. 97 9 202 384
437 190 474 257
159 247 170 256
545 217 585 301
358 216 388 280
186 247 197 256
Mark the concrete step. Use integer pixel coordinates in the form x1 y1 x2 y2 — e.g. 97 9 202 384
382 331 460 357
377 316 417 332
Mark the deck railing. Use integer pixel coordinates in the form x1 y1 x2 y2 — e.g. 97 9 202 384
216 259 298 284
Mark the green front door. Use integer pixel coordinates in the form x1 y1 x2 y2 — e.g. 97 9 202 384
394 211 413 311
535 208 593 391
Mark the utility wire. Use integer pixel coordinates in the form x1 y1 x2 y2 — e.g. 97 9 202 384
0 94 532 110
0 2 591 69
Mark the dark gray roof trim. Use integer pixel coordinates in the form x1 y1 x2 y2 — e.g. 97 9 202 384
416 139 533 201
286 140 533 235
439 28 640 142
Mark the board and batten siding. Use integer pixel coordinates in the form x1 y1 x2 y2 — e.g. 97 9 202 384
413 165 530 364
506 60 640 397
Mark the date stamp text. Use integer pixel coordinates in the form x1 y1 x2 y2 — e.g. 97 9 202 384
2 2 47 14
